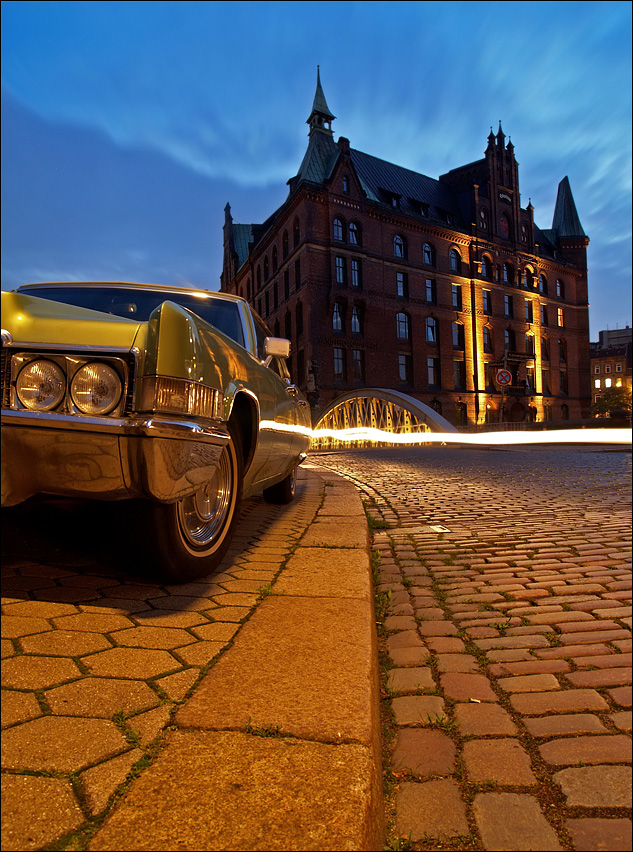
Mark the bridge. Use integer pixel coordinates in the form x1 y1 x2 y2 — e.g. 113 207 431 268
310 388 457 450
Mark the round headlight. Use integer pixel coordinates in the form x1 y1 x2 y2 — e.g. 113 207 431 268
16 360 66 411
70 362 122 415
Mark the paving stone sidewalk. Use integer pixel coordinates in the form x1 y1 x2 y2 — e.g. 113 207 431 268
1 469 383 851
310 447 632 852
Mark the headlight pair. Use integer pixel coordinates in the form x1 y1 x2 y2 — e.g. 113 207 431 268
16 359 122 415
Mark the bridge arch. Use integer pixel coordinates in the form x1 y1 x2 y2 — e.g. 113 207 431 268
311 388 457 449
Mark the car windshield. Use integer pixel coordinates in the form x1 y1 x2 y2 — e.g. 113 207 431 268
18 285 245 348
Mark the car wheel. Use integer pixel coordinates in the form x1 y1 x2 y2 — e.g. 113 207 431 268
145 421 243 583
263 465 297 505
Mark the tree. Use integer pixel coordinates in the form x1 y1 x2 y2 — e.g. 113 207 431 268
591 385 632 418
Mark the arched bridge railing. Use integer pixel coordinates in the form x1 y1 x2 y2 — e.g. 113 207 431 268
310 388 458 450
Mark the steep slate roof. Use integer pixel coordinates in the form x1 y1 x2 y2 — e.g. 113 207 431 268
288 131 339 192
551 176 586 238
349 148 467 227
232 223 255 269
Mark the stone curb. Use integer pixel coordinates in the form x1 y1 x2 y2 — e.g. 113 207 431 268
88 469 385 851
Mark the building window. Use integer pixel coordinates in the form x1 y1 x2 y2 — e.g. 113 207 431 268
349 222 360 245
452 321 465 349
482 290 492 315
333 217 344 241
453 360 466 390
558 339 567 362
504 329 516 351
394 234 406 258
257 265 262 289
523 268 534 289
503 294 513 318
285 310 292 340
605 364 611 373
594 378 601 389
332 302 343 332
449 249 461 273
398 354 411 384
556 279 565 299
272 246 278 273
333 348 345 381
541 336 550 360
540 304 548 326
479 207 488 229
605 378 613 388
503 263 514 285
483 326 493 353
538 274 547 294
397 271 409 299
282 230 289 259
425 278 437 305
273 281 278 310
296 301 303 337
525 300 534 323
452 284 462 310
481 255 491 279
351 305 362 335
264 256 269 281
423 243 436 266
427 357 440 388
343 176 350 194
560 371 569 395
396 312 410 340
426 317 438 344
295 258 301 290
284 270 290 301
352 349 364 382
335 256 346 285
350 258 361 289
293 218 300 248
616 363 623 373
485 362 495 390
557 307 564 327
542 368 551 395
525 333 535 355
594 365 601 374
247 277 252 300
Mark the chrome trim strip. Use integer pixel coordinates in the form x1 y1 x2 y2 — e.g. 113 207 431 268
0 341 137 354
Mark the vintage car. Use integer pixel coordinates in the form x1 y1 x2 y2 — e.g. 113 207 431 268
1 282 312 581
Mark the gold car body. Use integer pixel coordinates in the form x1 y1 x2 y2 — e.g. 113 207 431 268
1 283 311 509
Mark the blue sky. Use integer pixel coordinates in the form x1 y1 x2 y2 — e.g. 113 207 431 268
1 0 631 338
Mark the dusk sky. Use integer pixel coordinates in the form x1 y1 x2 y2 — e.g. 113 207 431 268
1 0 631 338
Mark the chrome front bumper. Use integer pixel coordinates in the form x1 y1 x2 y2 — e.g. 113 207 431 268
1 409 230 507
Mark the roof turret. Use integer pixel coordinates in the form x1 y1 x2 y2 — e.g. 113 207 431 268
552 176 586 238
307 66 336 136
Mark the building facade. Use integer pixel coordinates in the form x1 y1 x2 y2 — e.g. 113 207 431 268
221 72 591 427
590 327 632 406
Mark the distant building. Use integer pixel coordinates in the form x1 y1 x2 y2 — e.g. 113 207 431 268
590 326 632 406
221 71 591 427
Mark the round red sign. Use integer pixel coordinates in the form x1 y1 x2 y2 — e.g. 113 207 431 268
496 369 512 386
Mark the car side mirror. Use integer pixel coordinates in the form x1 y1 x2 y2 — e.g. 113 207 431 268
263 337 291 361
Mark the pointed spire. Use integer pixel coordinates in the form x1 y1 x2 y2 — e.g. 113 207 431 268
496 121 505 144
552 176 586 238
307 66 335 136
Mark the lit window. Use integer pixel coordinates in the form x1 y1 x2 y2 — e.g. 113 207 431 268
616 379 622 387
595 379 601 388
605 378 612 388
557 307 564 327
333 218 344 241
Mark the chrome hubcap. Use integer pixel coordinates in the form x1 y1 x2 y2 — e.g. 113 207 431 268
178 447 233 548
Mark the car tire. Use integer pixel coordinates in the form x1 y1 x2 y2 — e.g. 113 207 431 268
263 465 297 505
144 420 243 583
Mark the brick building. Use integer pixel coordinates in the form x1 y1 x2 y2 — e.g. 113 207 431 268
590 327 632 406
221 71 591 427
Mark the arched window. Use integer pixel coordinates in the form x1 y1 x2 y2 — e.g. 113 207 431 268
296 301 303 336
394 234 406 258
452 321 465 349
426 317 438 344
556 279 565 299
503 263 514 285
525 333 535 355
396 311 410 340
538 274 547 294
449 248 461 273
256 265 262 288
483 326 493 353
293 218 300 248
333 217 344 241
523 267 534 289
423 242 436 266
348 222 360 245
264 256 269 281
332 302 343 332
282 230 289 259
481 255 491 279
272 246 278 272
351 305 362 335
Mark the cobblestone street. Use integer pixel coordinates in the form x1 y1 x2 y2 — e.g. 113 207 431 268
308 445 632 851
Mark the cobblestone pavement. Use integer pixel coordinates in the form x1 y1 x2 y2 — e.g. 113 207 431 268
1 471 324 851
308 446 632 851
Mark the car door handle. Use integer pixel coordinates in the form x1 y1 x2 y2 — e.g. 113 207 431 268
286 385 299 396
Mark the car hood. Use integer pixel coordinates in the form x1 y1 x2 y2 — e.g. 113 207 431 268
1 291 145 350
